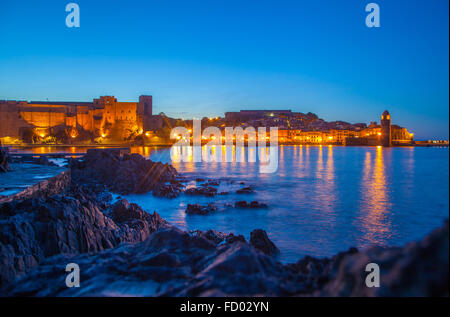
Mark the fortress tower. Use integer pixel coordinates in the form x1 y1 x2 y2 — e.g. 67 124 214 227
138 95 153 131
380 110 391 147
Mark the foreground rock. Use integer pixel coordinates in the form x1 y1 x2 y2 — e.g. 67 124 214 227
0 184 168 286
70 149 180 196
249 229 280 255
189 229 246 245
1 220 448 296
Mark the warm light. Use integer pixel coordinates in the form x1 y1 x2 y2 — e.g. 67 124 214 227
40 134 45 138
145 131 151 137
139 129 143 135
177 135 182 140
101 133 106 138
188 129 192 133
377 132 382 136
328 136 333 140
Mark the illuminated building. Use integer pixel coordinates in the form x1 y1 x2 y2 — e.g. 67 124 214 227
0 95 153 142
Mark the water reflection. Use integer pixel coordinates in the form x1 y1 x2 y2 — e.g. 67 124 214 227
358 147 392 246
10 144 448 262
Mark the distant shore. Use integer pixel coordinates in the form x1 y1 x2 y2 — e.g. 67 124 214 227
3 141 448 149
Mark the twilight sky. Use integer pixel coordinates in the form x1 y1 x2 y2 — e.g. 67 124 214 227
0 0 448 139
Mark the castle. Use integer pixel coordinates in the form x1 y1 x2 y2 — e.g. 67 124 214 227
0 95 155 143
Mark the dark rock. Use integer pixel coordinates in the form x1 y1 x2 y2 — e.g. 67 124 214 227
186 203 217 215
189 229 246 246
70 150 179 195
236 187 254 194
153 183 183 198
0 147 10 173
235 201 249 208
201 180 219 187
1 220 448 297
184 186 217 197
0 186 169 286
249 201 268 208
249 229 280 256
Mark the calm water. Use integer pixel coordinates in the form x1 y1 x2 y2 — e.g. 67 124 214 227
13 145 450 263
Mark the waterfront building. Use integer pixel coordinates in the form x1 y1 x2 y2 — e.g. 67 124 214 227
0 95 154 143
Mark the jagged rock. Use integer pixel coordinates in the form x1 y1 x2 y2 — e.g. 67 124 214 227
0 220 448 297
236 187 254 194
186 203 217 215
153 183 183 198
184 186 217 197
0 186 168 286
70 150 179 195
189 229 246 245
249 229 280 256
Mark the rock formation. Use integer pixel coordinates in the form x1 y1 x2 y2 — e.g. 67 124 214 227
70 149 181 196
0 183 168 286
249 229 280 255
1 221 448 296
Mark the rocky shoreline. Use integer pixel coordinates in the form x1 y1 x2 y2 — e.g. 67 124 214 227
0 150 448 296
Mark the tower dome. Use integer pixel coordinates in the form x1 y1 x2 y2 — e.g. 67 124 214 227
382 110 390 121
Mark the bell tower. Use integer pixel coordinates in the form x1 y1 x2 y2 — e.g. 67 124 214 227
380 110 391 147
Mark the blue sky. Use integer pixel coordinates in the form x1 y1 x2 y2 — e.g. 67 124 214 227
0 0 448 139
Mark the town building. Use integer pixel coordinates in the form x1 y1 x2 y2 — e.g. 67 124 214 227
0 95 155 143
